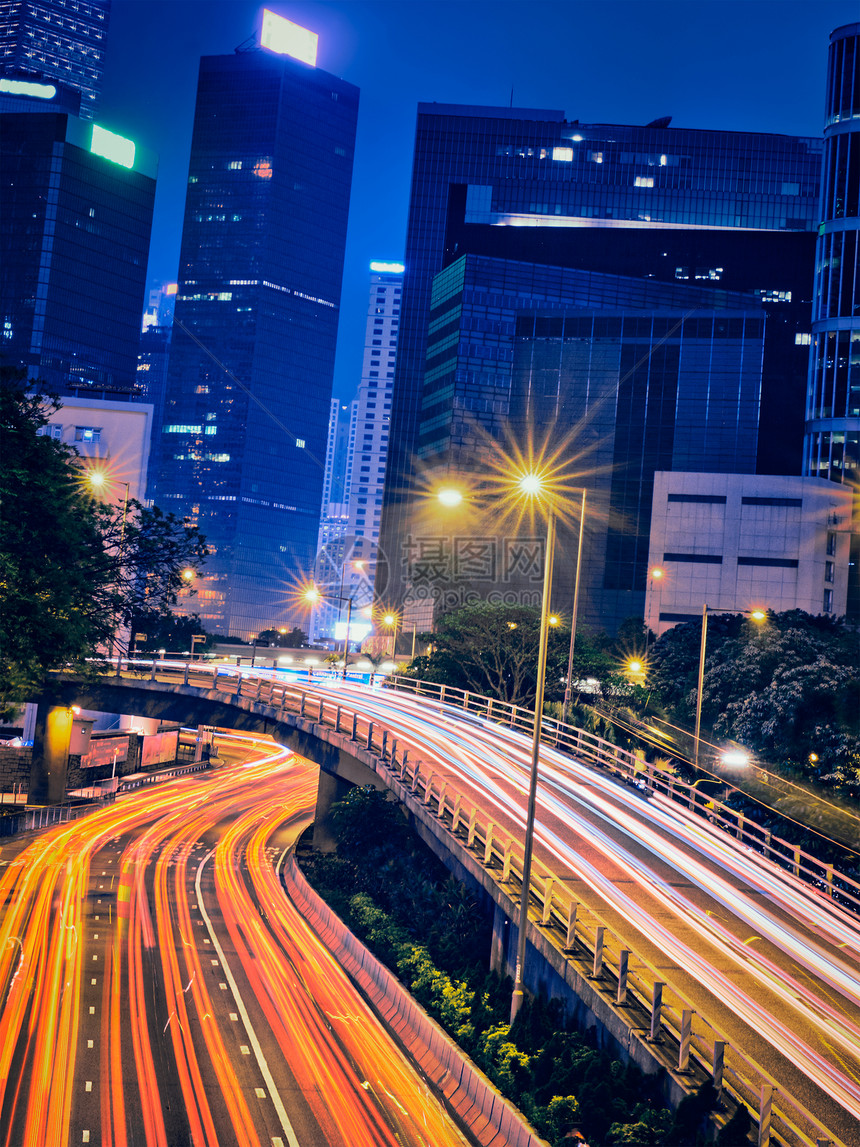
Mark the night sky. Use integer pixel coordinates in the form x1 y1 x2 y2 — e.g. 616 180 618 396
101 0 856 399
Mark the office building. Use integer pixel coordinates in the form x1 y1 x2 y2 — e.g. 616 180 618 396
152 14 359 639
405 254 766 633
38 394 153 502
0 0 111 119
1 104 156 398
804 22 860 618
378 104 821 614
644 473 853 635
311 397 356 642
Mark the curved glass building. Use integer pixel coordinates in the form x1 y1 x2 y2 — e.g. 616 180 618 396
804 23 860 616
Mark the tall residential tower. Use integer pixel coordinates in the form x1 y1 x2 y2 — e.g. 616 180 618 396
153 12 358 638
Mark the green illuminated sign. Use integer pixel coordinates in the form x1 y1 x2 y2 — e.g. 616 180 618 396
90 125 135 170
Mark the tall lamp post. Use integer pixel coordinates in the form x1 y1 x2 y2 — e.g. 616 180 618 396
85 469 130 675
438 475 558 1022
694 605 766 768
304 587 353 679
561 487 587 726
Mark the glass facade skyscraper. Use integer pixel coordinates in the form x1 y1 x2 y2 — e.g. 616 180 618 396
0 0 111 119
0 107 156 397
153 45 358 639
804 22 860 618
378 104 821 612
406 254 764 632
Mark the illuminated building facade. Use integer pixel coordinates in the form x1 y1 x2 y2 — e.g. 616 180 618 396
408 254 766 632
153 20 358 638
645 473 853 634
804 23 860 618
378 104 821 612
0 0 111 119
0 106 156 397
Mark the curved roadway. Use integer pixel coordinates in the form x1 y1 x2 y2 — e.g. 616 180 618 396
301 676 860 1147
0 733 471 1147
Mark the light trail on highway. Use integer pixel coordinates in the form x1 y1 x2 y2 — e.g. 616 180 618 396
299 676 860 1147
0 735 471 1147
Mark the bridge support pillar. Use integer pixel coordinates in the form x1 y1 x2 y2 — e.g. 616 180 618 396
312 767 353 853
490 902 511 975
29 703 74 804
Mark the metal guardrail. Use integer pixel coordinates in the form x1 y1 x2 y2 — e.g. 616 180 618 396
100 661 852 1146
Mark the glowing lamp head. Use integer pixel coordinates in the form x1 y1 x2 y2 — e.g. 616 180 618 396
438 487 463 507
721 750 750 767
749 609 766 623
303 588 322 603
651 567 664 580
182 568 194 582
549 615 560 626
628 659 643 675
383 613 396 626
518 473 543 496
87 470 107 491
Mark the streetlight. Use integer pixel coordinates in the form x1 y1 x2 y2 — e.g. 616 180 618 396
438 473 557 1022
381 611 399 658
85 468 130 675
304 587 353 679
646 566 665 651
694 605 766 768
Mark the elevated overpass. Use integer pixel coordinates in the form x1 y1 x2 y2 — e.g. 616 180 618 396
25 664 860 1147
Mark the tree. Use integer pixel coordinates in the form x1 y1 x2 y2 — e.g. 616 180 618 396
648 610 860 788
255 626 307 648
0 371 208 715
127 609 213 656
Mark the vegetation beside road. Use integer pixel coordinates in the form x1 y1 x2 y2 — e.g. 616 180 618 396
0 368 208 718
300 786 751 1146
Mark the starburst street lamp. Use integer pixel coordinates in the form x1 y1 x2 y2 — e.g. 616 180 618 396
304 586 353 679
436 468 562 1022
694 605 766 768
84 467 131 674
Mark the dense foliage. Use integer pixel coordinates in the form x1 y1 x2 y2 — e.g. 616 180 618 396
647 610 860 789
402 602 638 708
301 787 743 1146
0 371 208 715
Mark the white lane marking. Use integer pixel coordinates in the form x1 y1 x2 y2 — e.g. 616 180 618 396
88 1007 95 1015
87 1040 93 1049
229 1013 238 1021
240 1046 250 1056
219 983 227 990
82 1133 90 1144
85 1081 92 1092
196 851 301 1147
91 978 97 985
255 1088 266 1098
93 934 98 940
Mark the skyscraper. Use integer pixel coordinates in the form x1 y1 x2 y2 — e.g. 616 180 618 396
0 0 111 119
1 101 156 397
153 12 359 639
378 104 821 613
803 22 859 618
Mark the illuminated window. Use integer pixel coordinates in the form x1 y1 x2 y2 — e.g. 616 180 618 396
254 160 273 179
228 161 243 170
589 151 603 164
164 424 202 434
634 176 654 188
296 438 306 448
74 426 101 442
795 333 812 345
552 147 573 162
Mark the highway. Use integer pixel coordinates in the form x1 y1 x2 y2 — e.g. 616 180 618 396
295 675 860 1147
0 734 471 1147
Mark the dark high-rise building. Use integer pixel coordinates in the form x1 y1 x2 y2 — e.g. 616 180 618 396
378 104 821 612
0 105 156 397
153 17 358 639
405 254 765 633
0 0 111 119
804 22 860 617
